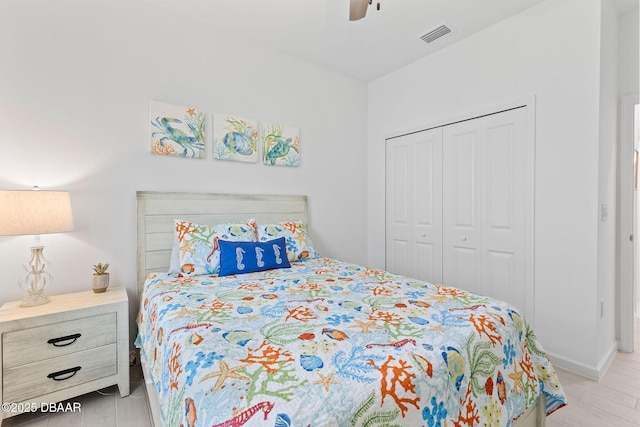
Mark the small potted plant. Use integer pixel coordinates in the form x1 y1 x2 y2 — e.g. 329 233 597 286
92 262 110 293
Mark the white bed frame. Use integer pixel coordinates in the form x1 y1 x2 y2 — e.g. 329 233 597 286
135 191 545 427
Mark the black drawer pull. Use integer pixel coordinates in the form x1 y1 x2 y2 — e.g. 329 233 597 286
47 333 81 347
47 366 81 381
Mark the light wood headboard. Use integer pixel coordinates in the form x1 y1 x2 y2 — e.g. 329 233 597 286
136 191 309 297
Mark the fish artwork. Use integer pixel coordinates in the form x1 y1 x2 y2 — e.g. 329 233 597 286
222 330 253 347
185 398 197 427
408 352 433 377
442 346 465 391
223 131 254 156
213 114 259 163
322 328 349 341
298 333 315 340
263 225 282 237
496 371 507 404
274 413 292 427
408 316 430 325
187 332 204 346
408 299 431 309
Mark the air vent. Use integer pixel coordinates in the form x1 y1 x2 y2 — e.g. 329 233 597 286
420 25 451 43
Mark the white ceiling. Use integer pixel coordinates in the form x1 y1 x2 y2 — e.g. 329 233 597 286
140 0 636 82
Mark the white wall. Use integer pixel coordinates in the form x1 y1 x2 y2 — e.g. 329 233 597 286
597 0 619 372
0 2 368 343
618 6 640 97
367 0 611 377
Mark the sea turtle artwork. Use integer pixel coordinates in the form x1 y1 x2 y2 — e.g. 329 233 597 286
212 114 258 163
262 122 300 167
149 100 206 158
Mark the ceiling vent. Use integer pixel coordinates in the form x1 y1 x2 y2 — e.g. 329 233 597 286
420 25 452 43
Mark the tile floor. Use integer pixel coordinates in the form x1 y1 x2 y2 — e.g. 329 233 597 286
3 364 152 427
546 318 640 426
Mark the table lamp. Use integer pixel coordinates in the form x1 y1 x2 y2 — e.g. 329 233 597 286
0 188 74 307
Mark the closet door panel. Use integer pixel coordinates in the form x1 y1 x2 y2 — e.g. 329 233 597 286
443 125 482 294
482 108 528 312
386 142 412 276
386 129 442 282
452 133 478 228
485 250 516 306
414 134 443 282
388 240 410 276
416 243 437 282
486 126 513 229
415 139 437 228
447 247 478 291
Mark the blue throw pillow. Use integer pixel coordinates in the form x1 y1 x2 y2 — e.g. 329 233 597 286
218 237 291 276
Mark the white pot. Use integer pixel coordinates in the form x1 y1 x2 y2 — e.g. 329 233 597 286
92 273 110 293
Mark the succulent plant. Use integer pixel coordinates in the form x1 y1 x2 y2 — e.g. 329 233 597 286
93 263 110 275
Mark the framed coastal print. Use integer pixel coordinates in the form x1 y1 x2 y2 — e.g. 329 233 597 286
149 101 205 158
262 122 300 167
212 114 259 163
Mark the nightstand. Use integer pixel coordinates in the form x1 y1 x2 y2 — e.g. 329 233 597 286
0 287 130 424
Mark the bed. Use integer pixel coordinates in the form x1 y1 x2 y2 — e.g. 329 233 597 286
135 191 566 427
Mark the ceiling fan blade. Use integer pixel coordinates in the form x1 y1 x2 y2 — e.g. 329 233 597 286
349 0 368 21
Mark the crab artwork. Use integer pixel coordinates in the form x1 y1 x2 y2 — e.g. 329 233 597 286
262 122 300 166
149 101 206 158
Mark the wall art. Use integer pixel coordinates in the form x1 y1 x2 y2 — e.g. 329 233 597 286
149 100 205 158
262 122 300 167
212 113 259 162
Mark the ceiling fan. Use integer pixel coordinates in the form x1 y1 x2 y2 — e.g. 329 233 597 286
349 0 380 21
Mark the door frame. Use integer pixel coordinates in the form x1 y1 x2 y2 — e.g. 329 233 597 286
617 93 638 353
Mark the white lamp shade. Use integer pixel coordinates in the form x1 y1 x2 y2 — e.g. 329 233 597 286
0 191 74 236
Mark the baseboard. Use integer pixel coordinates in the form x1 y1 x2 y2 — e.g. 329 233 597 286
596 341 618 380
547 341 617 381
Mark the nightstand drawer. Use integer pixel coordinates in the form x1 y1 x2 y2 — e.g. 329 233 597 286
3 343 117 403
3 312 116 368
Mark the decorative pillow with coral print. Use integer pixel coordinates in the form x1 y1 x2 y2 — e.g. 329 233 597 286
256 220 319 262
176 219 257 276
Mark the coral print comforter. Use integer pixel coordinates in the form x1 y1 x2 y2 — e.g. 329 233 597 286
136 258 566 427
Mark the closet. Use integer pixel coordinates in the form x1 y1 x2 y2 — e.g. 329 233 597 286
385 106 533 320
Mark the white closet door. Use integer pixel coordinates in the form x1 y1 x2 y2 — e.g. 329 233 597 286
443 107 529 313
442 120 483 293
386 128 443 282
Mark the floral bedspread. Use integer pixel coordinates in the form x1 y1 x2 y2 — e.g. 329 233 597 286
136 258 566 427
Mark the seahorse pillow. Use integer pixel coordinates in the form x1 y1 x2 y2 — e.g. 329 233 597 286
176 219 257 276
256 220 319 262
218 237 291 277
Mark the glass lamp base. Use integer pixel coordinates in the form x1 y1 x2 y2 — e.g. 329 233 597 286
19 242 53 308
20 293 50 307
